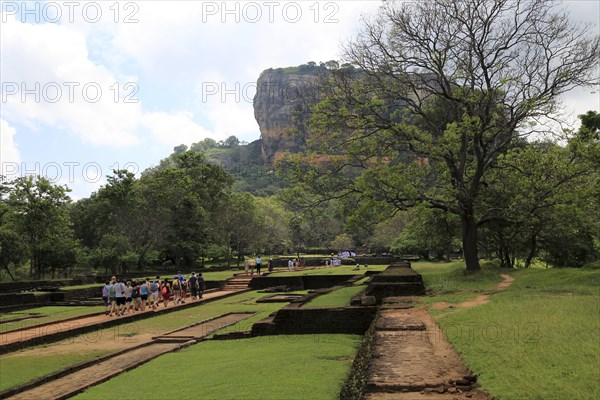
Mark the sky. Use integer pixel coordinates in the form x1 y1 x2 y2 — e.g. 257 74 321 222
1 0 599 200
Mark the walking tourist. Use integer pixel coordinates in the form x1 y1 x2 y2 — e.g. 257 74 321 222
131 281 141 312
140 279 149 311
150 279 160 310
172 276 181 305
256 256 262 275
181 278 188 303
124 280 134 313
198 273 205 299
102 280 111 314
189 272 199 300
161 281 171 307
113 278 127 316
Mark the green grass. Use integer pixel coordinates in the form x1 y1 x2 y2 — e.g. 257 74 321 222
418 262 600 400
60 283 102 290
305 286 367 308
0 291 292 392
0 312 40 321
74 334 361 400
0 348 112 392
413 260 503 306
0 306 104 332
275 264 388 277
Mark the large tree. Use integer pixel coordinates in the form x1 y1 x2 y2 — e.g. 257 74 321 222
283 0 599 271
9 176 77 279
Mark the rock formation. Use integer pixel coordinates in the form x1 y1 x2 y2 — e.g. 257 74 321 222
253 65 322 163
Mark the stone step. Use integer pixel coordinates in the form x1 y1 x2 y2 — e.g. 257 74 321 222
250 316 276 336
370 274 424 283
227 279 252 284
223 284 249 289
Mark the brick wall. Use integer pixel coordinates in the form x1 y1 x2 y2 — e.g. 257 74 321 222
252 306 377 335
248 275 353 290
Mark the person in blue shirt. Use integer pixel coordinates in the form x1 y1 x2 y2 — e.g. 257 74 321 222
256 256 262 275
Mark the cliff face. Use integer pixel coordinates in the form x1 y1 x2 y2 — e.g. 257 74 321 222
253 67 321 163
253 65 431 163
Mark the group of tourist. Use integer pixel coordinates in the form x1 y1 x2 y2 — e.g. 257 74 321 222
243 256 274 275
287 258 305 271
101 272 205 317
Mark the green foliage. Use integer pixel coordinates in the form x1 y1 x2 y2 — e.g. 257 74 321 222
392 207 461 259
478 136 599 268
330 233 355 252
5 176 78 279
162 138 285 197
278 0 599 272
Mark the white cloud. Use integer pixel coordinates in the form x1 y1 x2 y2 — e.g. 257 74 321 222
1 0 597 201
142 111 213 147
1 14 141 147
0 119 21 171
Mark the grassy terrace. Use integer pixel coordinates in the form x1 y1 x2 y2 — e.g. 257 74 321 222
305 285 367 307
0 305 105 332
275 264 388 277
2 261 598 399
0 291 289 392
74 334 361 400
414 261 600 400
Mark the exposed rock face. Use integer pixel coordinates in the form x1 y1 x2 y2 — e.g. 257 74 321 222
253 65 434 164
253 67 321 163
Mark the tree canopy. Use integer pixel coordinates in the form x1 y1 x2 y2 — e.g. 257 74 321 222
279 0 599 271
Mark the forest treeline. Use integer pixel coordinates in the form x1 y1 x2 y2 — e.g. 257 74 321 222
0 111 598 280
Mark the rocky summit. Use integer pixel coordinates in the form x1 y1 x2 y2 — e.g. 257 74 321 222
253 65 322 163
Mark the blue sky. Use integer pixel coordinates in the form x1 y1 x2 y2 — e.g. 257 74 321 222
1 0 598 199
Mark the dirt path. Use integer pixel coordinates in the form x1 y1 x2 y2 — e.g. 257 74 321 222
431 273 514 310
6 313 253 400
0 290 242 351
364 303 490 399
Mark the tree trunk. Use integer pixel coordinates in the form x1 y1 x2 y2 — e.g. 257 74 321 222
524 230 539 269
461 212 480 272
2 265 16 281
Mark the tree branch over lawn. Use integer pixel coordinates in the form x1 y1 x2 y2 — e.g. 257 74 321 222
279 0 599 271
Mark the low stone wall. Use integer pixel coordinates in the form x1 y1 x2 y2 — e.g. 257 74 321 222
62 287 101 301
248 275 353 290
252 306 377 335
339 311 379 400
0 279 85 293
0 293 39 306
364 264 426 302
355 256 401 265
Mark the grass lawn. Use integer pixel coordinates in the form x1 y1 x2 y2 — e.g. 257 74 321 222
73 334 362 400
275 264 388 277
0 348 112 392
0 291 290 392
305 285 367 307
0 305 104 332
417 261 600 400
